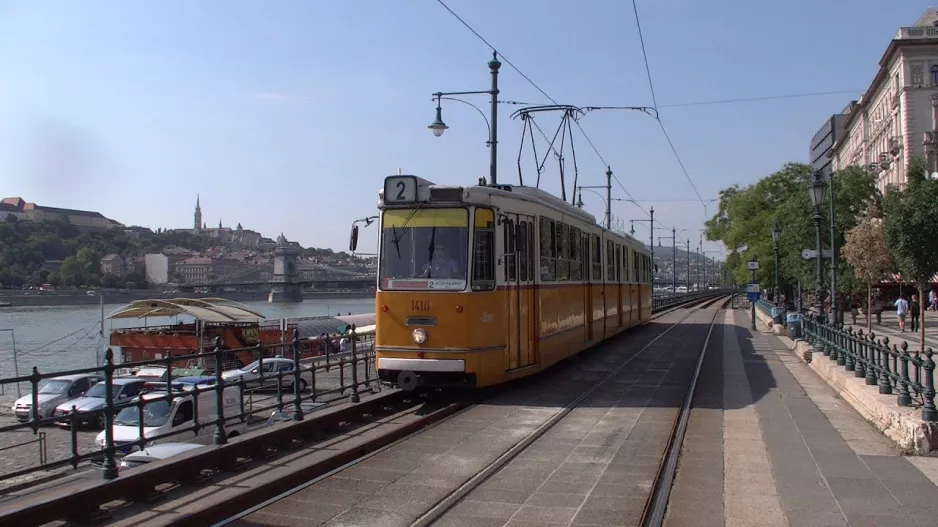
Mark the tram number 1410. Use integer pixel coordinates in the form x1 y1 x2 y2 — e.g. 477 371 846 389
412 300 431 312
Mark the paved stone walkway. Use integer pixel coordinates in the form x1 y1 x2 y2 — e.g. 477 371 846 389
666 307 938 527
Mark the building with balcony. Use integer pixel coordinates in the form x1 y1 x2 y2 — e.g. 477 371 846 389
831 8 938 192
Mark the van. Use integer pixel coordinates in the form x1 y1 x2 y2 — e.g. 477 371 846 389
94 383 246 455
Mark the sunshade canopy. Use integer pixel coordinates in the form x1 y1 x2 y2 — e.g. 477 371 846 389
106 297 266 323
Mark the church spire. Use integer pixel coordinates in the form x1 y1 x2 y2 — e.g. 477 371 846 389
194 194 202 231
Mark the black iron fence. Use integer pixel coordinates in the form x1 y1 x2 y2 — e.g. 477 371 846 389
0 325 376 483
800 315 937 422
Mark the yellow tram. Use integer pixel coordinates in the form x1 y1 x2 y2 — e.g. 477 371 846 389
363 175 653 391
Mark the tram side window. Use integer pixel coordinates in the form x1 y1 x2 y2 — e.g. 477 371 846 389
605 241 614 282
632 250 639 283
557 223 570 281
570 227 582 280
504 218 517 282
518 222 528 282
472 208 496 291
539 217 556 281
581 234 590 281
591 235 602 280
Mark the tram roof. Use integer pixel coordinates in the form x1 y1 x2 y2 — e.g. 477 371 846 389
106 297 266 323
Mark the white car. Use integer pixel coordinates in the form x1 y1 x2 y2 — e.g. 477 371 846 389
118 442 204 471
221 358 312 392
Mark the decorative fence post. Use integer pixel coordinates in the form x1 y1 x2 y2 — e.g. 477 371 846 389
213 336 227 445
878 337 892 395
102 348 118 479
897 342 912 407
844 328 855 371
349 325 360 404
923 349 937 422
292 328 304 422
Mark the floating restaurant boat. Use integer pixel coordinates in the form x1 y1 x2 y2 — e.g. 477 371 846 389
106 297 375 369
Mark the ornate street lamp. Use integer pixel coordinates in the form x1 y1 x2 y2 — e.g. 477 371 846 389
808 171 827 322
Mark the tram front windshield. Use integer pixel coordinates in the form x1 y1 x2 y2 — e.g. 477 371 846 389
379 208 468 290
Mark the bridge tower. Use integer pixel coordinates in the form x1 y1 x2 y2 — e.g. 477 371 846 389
269 233 303 303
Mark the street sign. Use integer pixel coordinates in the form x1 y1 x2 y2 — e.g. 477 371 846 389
747 291 761 303
747 261 760 270
747 284 760 293
801 249 834 260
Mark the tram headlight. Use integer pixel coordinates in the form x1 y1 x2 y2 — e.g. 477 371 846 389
412 328 428 345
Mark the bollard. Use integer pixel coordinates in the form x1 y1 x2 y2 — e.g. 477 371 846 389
102 348 118 479
878 337 892 395
213 336 227 445
292 328 304 422
922 349 937 422
349 325 360 403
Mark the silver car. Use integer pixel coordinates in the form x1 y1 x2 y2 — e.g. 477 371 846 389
221 358 313 392
53 377 147 428
11 373 104 421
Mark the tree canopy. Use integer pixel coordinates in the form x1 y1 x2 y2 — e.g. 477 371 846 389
705 162 878 291
881 159 938 287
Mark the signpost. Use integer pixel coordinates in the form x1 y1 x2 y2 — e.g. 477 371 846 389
748 257 759 330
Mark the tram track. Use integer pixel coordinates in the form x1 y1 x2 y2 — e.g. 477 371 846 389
207 294 730 527
410 295 729 527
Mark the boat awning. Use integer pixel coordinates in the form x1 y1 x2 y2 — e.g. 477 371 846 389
106 297 266 323
287 313 377 339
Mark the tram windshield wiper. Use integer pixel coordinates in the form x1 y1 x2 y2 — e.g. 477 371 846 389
390 203 424 261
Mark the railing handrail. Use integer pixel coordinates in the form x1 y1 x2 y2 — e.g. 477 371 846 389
800 312 937 423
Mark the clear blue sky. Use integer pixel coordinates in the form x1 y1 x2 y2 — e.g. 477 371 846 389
0 1 927 257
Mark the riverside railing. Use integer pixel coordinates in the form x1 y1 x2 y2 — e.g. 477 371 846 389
802 314 937 422
0 325 376 483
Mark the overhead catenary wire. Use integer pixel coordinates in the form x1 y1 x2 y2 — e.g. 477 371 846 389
629 0 706 211
434 0 650 221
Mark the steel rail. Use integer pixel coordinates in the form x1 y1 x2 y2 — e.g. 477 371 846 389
640 295 728 526
409 295 731 527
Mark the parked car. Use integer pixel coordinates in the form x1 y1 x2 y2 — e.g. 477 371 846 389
12 374 104 421
118 442 204 471
94 382 246 455
221 358 312 392
53 377 147 428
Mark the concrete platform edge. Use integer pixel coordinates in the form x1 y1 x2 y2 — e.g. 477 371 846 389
748 308 938 455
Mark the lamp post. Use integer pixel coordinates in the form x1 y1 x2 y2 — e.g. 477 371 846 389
771 222 781 305
429 52 501 186
828 173 839 326
575 167 614 229
809 171 827 323
658 228 686 294
685 239 691 292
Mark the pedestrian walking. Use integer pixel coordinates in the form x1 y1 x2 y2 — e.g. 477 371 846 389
930 289 937 311
911 294 921 332
895 294 910 333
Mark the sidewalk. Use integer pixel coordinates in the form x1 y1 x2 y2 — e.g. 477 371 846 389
666 307 938 527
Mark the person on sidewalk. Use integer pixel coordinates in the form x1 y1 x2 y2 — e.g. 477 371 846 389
930 289 937 311
910 294 920 332
895 294 910 332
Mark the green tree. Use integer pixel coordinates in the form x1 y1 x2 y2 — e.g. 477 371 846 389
882 156 938 350
706 163 878 298
842 214 893 330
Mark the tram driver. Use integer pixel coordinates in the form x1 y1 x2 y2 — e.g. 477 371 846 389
420 243 461 279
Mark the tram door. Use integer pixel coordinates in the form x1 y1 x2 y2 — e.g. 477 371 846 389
505 214 536 371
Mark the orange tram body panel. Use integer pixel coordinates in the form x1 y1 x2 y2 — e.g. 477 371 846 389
368 175 653 391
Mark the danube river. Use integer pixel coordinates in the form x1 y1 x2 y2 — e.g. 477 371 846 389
0 297 376 381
